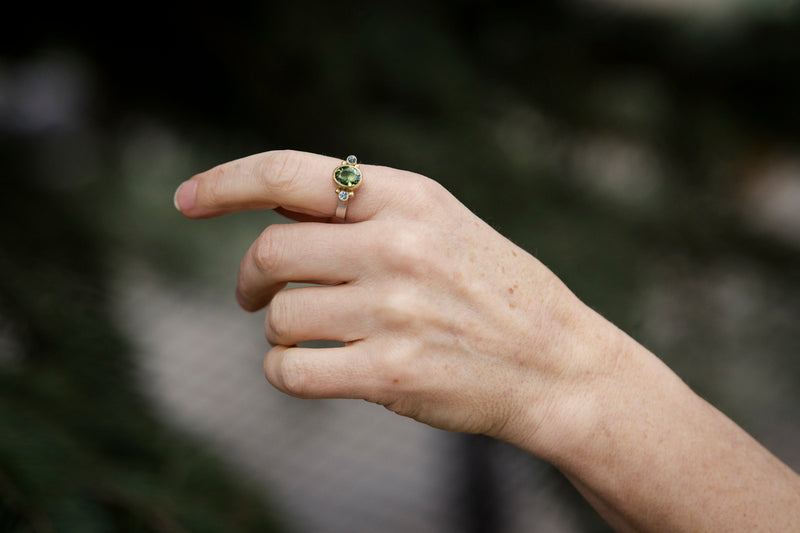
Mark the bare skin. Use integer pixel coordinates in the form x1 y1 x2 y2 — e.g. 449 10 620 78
175 149 800 532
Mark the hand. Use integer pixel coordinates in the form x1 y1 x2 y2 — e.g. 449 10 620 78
175 149 800 532
174 149 612 453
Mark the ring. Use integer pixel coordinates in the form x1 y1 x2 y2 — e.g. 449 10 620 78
333 155 362 220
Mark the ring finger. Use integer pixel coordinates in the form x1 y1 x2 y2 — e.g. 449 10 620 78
265 284 373 346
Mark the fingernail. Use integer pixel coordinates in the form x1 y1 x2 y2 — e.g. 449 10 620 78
173 180 197 212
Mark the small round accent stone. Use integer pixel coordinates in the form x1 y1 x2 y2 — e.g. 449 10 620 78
346 155 357 164
339 190 349 201
334 165 362 188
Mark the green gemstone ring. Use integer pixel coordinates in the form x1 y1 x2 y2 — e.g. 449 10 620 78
333 155 362 220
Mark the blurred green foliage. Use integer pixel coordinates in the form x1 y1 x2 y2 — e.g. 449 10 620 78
0 148 286 529
2 1 799 531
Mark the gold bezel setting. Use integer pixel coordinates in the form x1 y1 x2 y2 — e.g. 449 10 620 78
332 155 362 203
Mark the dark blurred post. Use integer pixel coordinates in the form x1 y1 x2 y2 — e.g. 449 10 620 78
456 434 503 533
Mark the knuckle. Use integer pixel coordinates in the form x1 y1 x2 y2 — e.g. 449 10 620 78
378 343 424 391
377 287 424 330
265 292 292 342
201 165 231 207
377 226 429 273
260 149 303 191
401 173 449 210
252 225 286 274
279 354 309 397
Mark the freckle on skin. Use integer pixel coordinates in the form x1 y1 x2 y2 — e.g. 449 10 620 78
393 379 399 384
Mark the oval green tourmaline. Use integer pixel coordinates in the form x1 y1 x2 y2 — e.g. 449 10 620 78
334 165 362 188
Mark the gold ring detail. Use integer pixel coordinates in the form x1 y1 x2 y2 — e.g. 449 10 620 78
332 155 362 221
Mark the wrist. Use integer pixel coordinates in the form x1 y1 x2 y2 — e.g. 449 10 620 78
498 291 642 464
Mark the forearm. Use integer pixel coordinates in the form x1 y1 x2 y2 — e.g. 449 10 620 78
514 305 800 532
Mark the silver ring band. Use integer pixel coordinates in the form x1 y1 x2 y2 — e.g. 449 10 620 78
336 199 348 220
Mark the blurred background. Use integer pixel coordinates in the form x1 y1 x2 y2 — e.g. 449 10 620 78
2 0 799 531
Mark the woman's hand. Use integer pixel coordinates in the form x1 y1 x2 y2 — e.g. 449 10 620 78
173 149 613 456
175 149 800 531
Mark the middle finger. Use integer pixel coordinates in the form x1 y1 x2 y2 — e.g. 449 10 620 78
237 222 365 311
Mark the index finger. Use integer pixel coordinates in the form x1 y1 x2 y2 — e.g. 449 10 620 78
174 149 391 221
